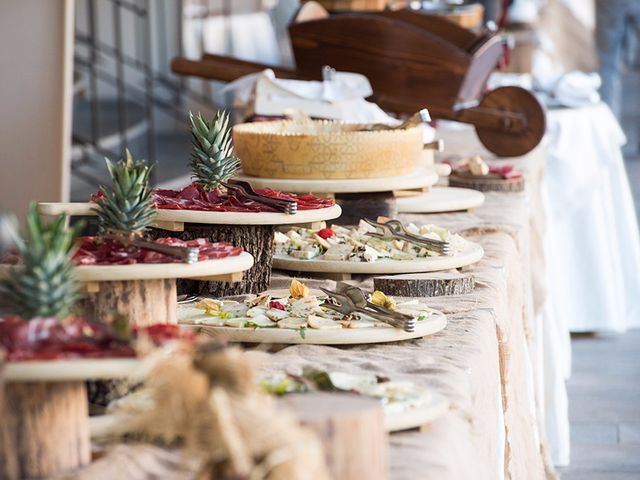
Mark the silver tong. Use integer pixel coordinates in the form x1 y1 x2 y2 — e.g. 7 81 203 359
103 230 200 264
364 218 451 255
224 179 297 215
358 108 431 132
320 286 415 332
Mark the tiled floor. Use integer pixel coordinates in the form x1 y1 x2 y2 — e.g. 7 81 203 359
558 331 640 479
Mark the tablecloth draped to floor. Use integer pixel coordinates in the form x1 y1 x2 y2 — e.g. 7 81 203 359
260 124 560 479
544 102 640 334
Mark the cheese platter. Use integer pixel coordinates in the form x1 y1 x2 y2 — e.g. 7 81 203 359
261 369 450 432
177 280 447 344
271 219 483 279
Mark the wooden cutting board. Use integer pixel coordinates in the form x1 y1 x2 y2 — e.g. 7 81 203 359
272 243 483 275
38 202 342 226
0 252 255 283
396 187 485 213
180 311 447 345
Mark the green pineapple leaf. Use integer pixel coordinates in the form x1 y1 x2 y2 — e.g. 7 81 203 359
189 111 240 191
0 204 83 319
93 149 156 233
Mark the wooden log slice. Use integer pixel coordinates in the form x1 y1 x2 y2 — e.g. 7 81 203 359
374 271 475 297
334 191 397 226
78 278 177 327
149 224 275 296
448 171 525 193
281 392 388 480
2 382 89 479
0 361 19 479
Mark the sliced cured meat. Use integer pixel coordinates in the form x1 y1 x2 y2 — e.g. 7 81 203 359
72 236 242 266
92 183 335 213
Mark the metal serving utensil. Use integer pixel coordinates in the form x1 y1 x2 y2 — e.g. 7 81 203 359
103 230 199 264
358 108 431 132
363 218 451 255
319 287 415 332
224 179 297 214
337 283 414 322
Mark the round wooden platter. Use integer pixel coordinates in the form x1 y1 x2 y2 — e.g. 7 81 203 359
234 167 438 194
38 202 342 228
179 310 447 345
0 252 254 283
385 391 450 432
448 171 525 193
395 187 485 213
4 358 141 383
272 242 483 276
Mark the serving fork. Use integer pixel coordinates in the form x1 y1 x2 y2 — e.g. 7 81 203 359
363 218 451 255
320 287 415 332
224 179 298 214
103 230 200 264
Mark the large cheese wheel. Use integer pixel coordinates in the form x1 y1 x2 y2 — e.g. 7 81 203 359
233 120 422 180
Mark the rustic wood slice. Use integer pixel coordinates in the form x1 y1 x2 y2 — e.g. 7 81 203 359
148 225 273 297
373 271 475 297
233 167 438 193
1 359 140 478
0 360 19 480
179 310 447 345
4 359 141 383
2 382 90 479
335 191 397 225
272 242 484 275
385 391 450 432
448 171 525 192
281 392 388 480
0 253 254 283
78 278 177 327
395 187 485 213
37 202 342 226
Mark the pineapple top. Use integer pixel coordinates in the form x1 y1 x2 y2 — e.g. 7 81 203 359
94 150 156 233
0 205 82 319
189 111 240 191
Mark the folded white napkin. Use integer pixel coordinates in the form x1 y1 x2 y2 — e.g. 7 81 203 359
534 71 601 108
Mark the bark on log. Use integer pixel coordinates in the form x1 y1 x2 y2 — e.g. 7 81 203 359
0 362 19 479
78 279 177 327
448 172 525 192
335 192 397 225
374 271 475 297
2 382 90 479
282 392 388 480
149 224 274 297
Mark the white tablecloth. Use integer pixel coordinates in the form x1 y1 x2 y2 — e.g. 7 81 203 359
544 102 640 334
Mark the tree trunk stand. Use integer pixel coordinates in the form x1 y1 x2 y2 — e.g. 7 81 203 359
282 392 388 480
374 271 475 297
78 279 177 327
2 381 90 479
149 224 274 297
448 172 525 192
335 192 397 226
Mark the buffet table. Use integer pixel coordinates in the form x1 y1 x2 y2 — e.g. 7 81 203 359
264 125 559 479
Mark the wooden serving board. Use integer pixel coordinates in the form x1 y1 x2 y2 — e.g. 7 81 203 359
385 391 450 432
233 167 438 194
395 187 485 213
448 171 525 193
0 252 254 283
5 358 140 383
272 243 483 275
180 311 447 345
38 202 342 228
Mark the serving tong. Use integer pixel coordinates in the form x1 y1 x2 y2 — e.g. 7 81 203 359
223 179 297 215
358 108 431 132
364 218 451 256
103 230 200 264
320 286 415 332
